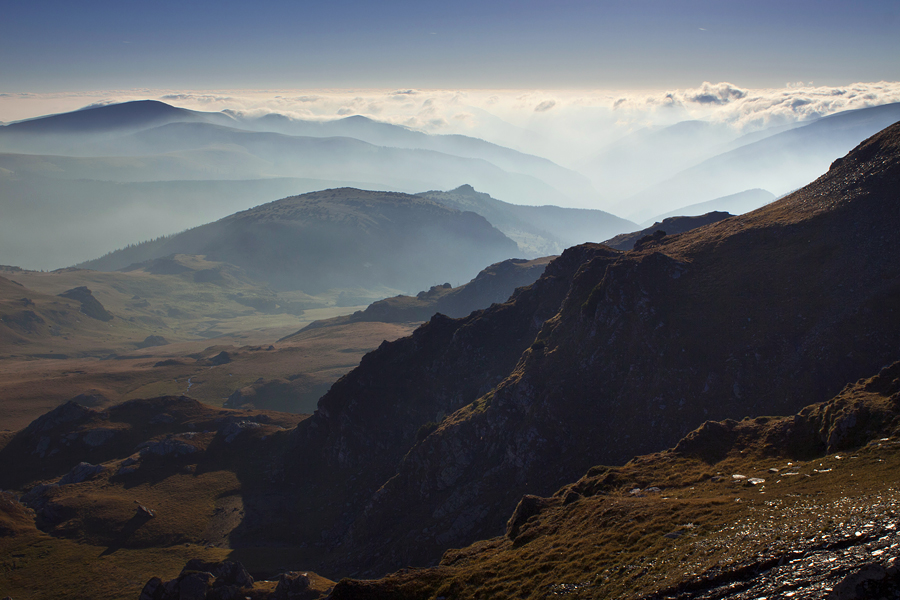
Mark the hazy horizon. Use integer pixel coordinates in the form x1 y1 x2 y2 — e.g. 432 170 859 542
2 0 899 269
4 80 900 165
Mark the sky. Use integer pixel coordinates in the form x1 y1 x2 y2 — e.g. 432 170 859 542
2 0 899 93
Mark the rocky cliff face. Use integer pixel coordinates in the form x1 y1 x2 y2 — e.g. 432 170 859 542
273 122 900 575
238 245 621 560
327 360 900 600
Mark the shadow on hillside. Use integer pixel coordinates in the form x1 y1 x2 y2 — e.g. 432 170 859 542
100 512 155 556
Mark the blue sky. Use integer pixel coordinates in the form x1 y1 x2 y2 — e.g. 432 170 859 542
3 0 899 91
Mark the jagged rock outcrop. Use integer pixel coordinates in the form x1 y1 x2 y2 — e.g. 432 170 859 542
136 335 169 349
138 560 332 600
0 396 301 490
241 245 620 559
138 560 254 600
57 286 114 321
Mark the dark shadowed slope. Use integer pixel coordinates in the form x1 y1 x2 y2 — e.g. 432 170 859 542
267 121 900 576
78 188 520 294
289 256 554 333
328 361 900 599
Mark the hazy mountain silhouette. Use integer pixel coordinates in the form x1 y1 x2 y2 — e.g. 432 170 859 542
0 102 605 269
614 102 900 221
78 188 520 294
419 184 635 256
243 113 597 202
0 100 237 154
0 101 590 206
579 119 744 202
0 100 225 134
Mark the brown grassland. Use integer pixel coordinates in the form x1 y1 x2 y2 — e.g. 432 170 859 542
329 363 900 599
0 263 417 430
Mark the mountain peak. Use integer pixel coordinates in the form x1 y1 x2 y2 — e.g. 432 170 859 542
3 100 191 133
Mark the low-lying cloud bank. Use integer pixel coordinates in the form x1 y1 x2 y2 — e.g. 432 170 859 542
2 82 899 165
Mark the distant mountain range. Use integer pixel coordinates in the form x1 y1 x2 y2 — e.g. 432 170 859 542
0 102 594 203
3 99 897 269
419 184 635 255
0 100 608 270
610 102 900 222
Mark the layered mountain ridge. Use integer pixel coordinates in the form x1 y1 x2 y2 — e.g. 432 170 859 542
262 120 900 575
0 101 613 270
419 185 635 256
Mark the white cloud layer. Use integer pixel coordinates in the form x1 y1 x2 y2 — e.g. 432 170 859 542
2 82 899 166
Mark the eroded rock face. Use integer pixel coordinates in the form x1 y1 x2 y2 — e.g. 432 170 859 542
24 400 95 437
219 421 261 443
81 428 117 447
57 286 113 321
506 494 557 541
137 436 199 458
136 335 169 349
268 244 619 566
272 572 311 599
57 462 105 485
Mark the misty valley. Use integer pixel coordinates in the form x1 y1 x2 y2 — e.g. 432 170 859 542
1 99 900 600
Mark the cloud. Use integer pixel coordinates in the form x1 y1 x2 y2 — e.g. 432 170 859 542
79 100 120 109
605 81 900 134
159 93 239 104
683 82 747 105
2 82 900 165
